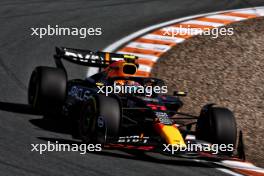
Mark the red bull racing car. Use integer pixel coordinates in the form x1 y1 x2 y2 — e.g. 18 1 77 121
28 47 244 159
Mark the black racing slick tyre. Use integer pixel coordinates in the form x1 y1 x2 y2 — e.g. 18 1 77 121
196 105 237 154
28 66 67 115
79 95 121 144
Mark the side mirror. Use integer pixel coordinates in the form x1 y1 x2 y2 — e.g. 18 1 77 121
173 91 187 96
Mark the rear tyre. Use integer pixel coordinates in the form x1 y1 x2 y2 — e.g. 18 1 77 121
79 95 121 144
28 66 67 115
196 105 237 155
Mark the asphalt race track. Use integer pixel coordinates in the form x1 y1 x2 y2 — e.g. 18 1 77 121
0 0 263 175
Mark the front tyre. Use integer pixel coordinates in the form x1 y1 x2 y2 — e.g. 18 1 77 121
196 105 237 155
79 95 121 144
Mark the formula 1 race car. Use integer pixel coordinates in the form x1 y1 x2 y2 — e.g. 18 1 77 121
28 47 240 157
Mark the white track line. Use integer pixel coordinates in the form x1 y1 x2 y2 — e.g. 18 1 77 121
205 14 246 21
236 9 260 14
235 8 264 15
218 160 264 173
181 20 225 27
142 34 185 43
126 42 171 52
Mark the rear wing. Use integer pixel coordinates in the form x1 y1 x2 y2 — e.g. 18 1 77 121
54 47 138 68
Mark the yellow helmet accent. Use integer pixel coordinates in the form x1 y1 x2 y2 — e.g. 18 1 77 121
124 54 136 59
96 82 104 86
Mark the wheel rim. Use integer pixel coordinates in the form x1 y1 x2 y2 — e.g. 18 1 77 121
95 116 107 144
80 106 107 144
80 103 96 143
